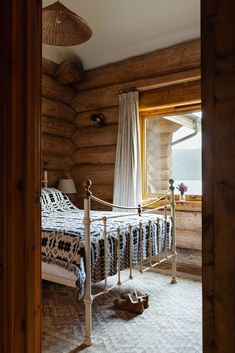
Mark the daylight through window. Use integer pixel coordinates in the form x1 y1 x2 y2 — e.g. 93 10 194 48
143 111 202 197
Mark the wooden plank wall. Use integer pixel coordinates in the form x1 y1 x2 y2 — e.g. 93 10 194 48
42 58 76 186
70 39 201 208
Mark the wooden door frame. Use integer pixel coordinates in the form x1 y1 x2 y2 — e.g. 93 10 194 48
201 1 235 352
0 1 42 353
1 1 235 353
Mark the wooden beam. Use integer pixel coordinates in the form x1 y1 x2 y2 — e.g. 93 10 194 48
71 85 118 112
73 145 116 165
42 154 73 171
71 124 118 147
74 39 200 91
176 211 202 251
42 97 75 121
137 68 201 92
42 57 58 76
71 164 115 185
139 80 201 111
55 59 84 84
42 134 75 158
42 116 75 138
47 170 71 187
74 106 119 128
42 74 75 104
140 103 201 118
76 183 114 201
71 69 201 113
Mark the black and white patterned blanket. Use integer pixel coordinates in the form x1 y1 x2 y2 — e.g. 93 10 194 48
41 188 172 298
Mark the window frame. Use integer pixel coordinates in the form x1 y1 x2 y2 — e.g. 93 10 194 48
140 104 202 203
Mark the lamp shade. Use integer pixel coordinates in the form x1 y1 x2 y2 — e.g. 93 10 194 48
42 1 92 46
58 178 77 194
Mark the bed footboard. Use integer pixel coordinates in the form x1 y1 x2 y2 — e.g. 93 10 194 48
82 179 176 346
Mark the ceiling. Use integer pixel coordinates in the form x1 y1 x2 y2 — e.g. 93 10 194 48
42 0 200 70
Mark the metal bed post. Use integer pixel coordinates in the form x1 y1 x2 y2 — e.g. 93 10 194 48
164 205 168 260
83 180 94 346
103 217 108 292
157 218 161 263
129 224 133 279
148 220 153 267
169 179 177 284
139 222 143 273
117 227 121 285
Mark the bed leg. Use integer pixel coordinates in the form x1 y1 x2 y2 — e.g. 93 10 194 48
171 254 177 284
83 180 94 345
169 179 177 284
83 296 94 346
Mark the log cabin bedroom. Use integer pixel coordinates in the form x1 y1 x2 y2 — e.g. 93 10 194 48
41 1 202 352
1 1 235 353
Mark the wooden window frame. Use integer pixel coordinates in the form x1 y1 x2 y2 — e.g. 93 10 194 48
140 103 202 204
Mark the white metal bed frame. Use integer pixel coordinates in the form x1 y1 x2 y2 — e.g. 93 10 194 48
82 178 177 346
41 165 177 346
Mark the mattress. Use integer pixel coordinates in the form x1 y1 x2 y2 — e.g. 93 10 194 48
41 187 172 298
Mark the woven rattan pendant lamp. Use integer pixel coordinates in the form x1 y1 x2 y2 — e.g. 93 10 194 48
42 1 92 46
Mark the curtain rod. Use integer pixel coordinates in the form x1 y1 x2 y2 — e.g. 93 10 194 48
119 72 201 95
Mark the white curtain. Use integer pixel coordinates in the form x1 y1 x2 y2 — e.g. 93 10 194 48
113 91 142 210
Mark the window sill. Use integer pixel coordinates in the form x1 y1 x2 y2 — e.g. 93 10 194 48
175 200 201 212
142 198 202 212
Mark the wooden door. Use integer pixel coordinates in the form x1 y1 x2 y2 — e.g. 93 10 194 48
0 1 42 353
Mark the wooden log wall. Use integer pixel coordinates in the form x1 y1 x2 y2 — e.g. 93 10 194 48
42 40 202 276
42 58 76 186
156 208 202 277
145 119 180 193
71 107 118 208
71 39 201 209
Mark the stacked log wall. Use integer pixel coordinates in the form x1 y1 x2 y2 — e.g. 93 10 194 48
42 58 76 186
69 39 202 276
70 39 201 207
42 40 202 276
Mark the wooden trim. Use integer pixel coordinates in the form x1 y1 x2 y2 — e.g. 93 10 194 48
0 1 41 353
175 200 202 212
141 103 201 199
140 103 201 119
202 1 235 352
139 80 201 111
142 197 202 212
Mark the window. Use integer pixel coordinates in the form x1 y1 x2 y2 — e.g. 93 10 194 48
142 110 202 200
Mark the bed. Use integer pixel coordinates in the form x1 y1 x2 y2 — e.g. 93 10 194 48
41 177 177 346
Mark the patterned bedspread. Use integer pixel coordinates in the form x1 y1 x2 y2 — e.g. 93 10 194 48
41 188 172 298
